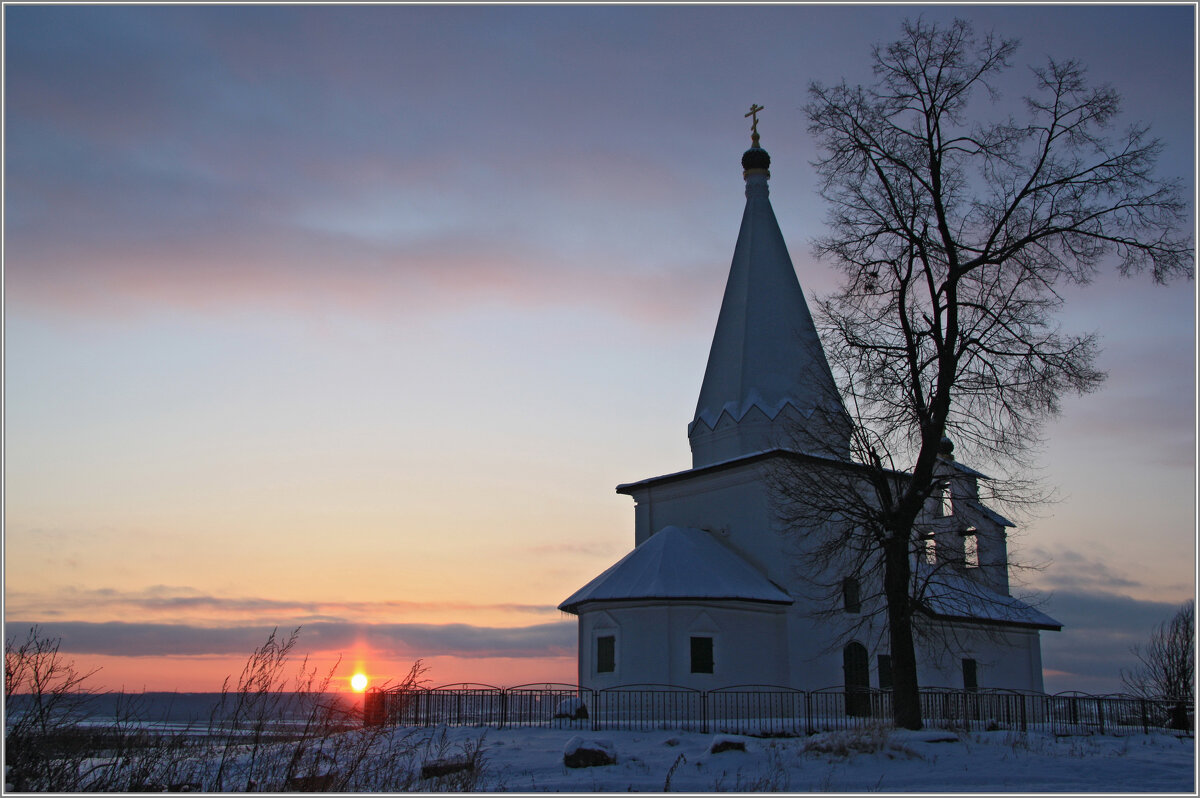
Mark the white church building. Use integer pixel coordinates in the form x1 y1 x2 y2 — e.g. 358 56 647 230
559 128 1060 701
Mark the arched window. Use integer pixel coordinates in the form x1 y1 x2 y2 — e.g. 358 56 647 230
938 482 953 517
962 527 979 567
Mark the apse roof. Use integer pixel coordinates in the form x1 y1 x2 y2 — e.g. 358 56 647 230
557 525 792 614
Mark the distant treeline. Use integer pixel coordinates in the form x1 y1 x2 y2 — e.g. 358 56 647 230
6 691 357 725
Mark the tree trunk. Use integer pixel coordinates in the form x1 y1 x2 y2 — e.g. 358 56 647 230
883 534 923 730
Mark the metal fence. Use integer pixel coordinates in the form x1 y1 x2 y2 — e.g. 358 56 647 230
367 683 1191 737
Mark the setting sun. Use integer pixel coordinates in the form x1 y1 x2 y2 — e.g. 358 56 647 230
350 673 368 692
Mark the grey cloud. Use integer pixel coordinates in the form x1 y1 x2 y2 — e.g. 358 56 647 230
300 622 576 659
6 586 558 621
1038 590 1191 693
19 590 1186 694
9 620 576 660
1025 548 1146 593
6 622 277 658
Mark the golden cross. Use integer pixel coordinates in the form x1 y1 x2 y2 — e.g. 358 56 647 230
745 104 764 139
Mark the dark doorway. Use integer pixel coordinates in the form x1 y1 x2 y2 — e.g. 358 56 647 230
843 642 870 716
877 654 893 690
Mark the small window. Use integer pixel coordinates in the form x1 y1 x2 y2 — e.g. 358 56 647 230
962 528 978 568
596 635 615 674
962 658 978 692
921 536 937 565
690 636 714 674
842 577 861 613
937 482 953 517
877 654 893 690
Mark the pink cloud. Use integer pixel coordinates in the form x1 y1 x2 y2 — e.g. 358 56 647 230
6 208 725 328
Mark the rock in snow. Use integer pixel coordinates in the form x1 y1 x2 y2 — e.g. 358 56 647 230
554 697 588 720
420 759 475 780
563 736 616 768
709 735 747 754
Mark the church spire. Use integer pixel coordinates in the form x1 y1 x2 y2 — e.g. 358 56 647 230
688 112 851 467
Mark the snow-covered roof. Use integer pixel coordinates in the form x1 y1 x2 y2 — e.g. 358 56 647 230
967 501 1015 529
916 566 1061 630
616 447 860 495
946 459 991 481
558 525 793 614
688 162 849 467
616 448 780 493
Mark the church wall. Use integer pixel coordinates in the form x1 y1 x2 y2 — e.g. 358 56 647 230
618 457 1050 694
626 463 785 586
624 456 912 692
785 611 859 689
915 623 1046 692
975 528 1010 594
575 600 789 691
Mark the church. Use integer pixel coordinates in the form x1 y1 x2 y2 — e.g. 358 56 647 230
559 118 1060 700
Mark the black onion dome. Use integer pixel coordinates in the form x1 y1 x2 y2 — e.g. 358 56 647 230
741 146 771 171
939 436 955 456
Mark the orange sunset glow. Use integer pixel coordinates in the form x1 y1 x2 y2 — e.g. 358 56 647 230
4 4 1193 697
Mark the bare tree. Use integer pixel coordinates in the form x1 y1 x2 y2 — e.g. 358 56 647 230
790 18 1192 729
1122 602 1194 728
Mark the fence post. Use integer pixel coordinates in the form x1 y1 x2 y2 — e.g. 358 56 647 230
1019 693 1027 733
499 689 508 731
1141 699 1149 735
804 691 814 735
363 689 385 727
701 691 708 735
1096 697 1104 735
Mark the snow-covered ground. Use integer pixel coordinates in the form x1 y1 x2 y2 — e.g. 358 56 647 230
421 724 1195 793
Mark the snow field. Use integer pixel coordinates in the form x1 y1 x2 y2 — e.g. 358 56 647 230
425 724 1195 792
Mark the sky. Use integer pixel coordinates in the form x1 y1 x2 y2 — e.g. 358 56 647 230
4 4 1195 695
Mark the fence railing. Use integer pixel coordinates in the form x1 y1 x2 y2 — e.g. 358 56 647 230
365 683 1191 737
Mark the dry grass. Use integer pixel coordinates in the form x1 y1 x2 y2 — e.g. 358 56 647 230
4 626 476 792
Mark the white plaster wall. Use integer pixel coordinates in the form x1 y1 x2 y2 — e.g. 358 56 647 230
612 454 1050 695
576 600 789 691
915 624 1046 692
625 460 791 590
785 610 857 689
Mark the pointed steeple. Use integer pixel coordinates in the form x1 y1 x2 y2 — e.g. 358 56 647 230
688 119 851 467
